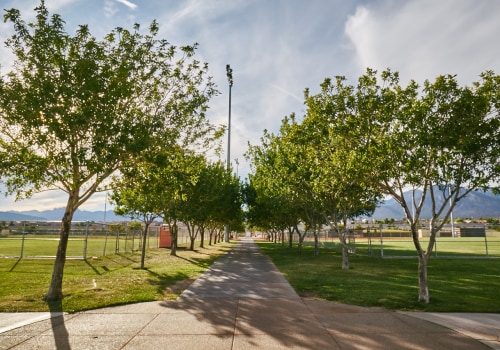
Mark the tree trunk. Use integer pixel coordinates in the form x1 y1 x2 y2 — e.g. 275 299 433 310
140 222 150 269
410 221 431 304
297 233 305 255
208 227 214 246
314 228 319 257
288 227 293 249
199 226 205 248
418 254 430 303
186 222 197 251
341 244 350 269
340 231 349 270
44 196 77 301
170 222 178 256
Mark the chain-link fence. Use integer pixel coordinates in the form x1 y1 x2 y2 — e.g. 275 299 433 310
0 221 192 259
300 225 500 258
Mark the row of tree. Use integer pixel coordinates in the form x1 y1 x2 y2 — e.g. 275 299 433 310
110 148 243 269
0 2 242 301
2 2 499 306
245 68 500 303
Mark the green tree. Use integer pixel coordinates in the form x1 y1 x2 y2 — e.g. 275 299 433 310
247 116 324 254
303 76 381 268
157 151 199 256
370 69 500 303
0 3 217 300
179 158 242 250
175 154 206 251
248 79 381 266
201 162 243 245
109 146 223 261
110 167 160 269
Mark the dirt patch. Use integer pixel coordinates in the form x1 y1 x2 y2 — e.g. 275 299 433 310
298 291 322 300
164 278 196 299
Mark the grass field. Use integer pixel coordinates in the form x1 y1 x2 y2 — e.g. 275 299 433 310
3 231 498 258
0 242 233 313
2 235 499 313
303 235 500 258
257 241 500 312
0 235 160 258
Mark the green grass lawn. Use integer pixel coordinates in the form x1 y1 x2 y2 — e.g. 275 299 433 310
257 241 500 312
2 237 499 314
0 242 233 313
0 235 159 258
304 236 500 258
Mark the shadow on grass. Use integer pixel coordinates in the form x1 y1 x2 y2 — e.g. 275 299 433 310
85 260 102 275
113 253 141 263
174 254 213 269
84 253 142 274
145 269 193 297
258 241 500 312
8 258 22 272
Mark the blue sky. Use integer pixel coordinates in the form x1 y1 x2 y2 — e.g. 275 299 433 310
1 0 500 211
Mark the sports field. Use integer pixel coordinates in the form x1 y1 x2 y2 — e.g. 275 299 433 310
0 222 195 259
0 235 160 259
300 229 500 258
257 240 500 312
308 236 500 258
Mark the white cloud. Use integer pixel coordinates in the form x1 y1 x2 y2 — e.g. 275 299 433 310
345 0 500 84
0 184 111 212
104 0 119 18
103 0 137 19
116 0 138 10
2 0 499 211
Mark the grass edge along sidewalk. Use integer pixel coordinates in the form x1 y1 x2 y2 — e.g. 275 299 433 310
256 241 500 313
2 238 499 314
0 242 234 313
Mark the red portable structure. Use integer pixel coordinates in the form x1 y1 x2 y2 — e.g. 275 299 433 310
159 225 171 248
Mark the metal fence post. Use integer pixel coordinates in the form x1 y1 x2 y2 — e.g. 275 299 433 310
20 221 26 258
83 221 89 260
103 223 109 257
380 224 384 258
368 228 372 256
484 232 489 257
125 225 129 252
115 228 120 254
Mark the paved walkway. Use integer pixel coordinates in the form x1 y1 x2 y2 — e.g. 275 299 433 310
1 238 499 349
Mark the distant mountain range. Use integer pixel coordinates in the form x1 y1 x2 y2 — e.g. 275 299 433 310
0 208 126 222
369 188 500 220
1 188 499 222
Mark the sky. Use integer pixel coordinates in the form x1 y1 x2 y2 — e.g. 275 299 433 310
1 0 500 212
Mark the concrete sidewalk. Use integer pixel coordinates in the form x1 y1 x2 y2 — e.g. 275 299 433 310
1 238 499 349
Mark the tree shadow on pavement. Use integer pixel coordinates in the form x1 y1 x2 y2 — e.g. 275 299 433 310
46 299 69 350
150 239 490 349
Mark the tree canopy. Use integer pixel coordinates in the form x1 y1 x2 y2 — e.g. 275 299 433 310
0 2 219 300
247 68 500 303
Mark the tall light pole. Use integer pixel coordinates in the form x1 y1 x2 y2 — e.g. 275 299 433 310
224 64 233 243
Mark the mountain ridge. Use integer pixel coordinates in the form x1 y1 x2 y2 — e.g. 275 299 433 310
0 209 126 222
369 188 500 220
1 188 499 222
